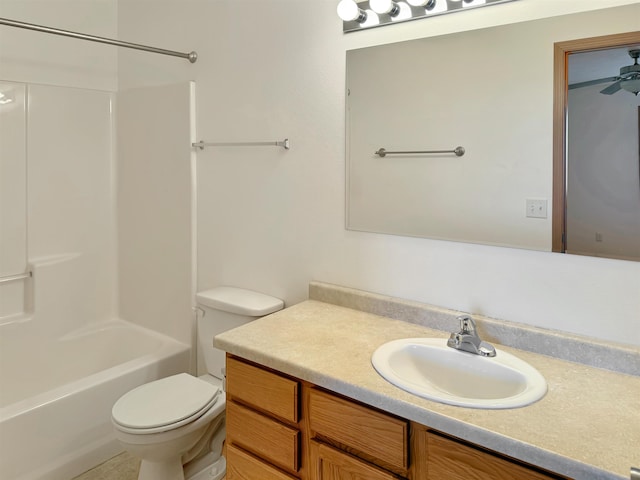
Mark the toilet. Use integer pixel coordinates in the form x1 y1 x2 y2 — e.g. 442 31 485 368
111 286 284 480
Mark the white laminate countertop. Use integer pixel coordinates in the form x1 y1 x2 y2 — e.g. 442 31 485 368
214 300 640 480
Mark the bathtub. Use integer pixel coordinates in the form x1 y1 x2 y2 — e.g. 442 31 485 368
0 318 190 480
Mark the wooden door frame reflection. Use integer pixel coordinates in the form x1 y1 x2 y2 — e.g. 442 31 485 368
552 31 640 253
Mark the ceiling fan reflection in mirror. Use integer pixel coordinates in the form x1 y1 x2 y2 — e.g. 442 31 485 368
570 49 640 96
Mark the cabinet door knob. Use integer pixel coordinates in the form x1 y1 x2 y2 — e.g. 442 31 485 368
631 467 640 480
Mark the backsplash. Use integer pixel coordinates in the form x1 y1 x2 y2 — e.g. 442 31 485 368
309 281 640 376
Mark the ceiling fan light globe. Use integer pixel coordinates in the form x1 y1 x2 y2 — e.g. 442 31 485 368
620 78 640 95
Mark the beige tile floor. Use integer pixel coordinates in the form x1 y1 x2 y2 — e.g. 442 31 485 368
71 453 226 480
72 453 139 480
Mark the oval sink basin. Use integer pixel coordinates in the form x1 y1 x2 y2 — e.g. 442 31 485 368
371 338 547 409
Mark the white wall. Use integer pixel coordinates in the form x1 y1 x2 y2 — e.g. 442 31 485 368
117 0 640 346
567 83 640 260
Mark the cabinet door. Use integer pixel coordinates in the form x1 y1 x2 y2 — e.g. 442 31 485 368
227 444 298 480
425 431 563 480
310 441 403 480
308 387 408 474
226 401 300 473
226 356 299 423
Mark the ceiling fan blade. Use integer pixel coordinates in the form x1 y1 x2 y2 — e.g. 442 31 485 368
600 80 622 95
568 77 618 90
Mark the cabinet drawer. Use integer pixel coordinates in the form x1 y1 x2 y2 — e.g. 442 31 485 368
227 444 297 480
227 401 300 473
308 388 408 472
426 432 562 480
226 356 299 423
310 441 403 480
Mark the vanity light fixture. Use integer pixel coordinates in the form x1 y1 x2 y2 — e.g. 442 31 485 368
360 9 381 27
407 0 437 10
369 0 401 16
339 0 518 33
392 2 413 21
462 0 488 7
337 0 368 23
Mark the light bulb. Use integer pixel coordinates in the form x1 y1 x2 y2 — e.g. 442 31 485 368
391 2 412 20
337 0 367 22
360 9 380 27
408 0 438 10
620 78 640 95
369 0 400 16
407 0 433 6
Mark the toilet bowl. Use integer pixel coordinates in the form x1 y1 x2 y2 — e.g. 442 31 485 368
112 373 226 480
111 286 284 480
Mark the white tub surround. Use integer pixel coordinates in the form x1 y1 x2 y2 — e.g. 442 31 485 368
214 284 640 480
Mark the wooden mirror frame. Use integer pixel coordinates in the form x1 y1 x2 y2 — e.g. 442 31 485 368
552 31 640 253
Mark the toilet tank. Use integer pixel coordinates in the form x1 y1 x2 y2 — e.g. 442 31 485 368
195 286 284 378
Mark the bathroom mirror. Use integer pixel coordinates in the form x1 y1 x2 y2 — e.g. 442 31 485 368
346 5 640 258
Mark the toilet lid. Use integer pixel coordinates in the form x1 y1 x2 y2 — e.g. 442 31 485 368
112 373 220 430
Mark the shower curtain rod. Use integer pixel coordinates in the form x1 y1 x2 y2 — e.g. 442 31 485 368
0 17 197 63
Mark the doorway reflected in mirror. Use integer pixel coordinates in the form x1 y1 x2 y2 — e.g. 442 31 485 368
553 32 640 261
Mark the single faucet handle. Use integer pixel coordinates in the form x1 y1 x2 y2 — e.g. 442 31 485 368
449 315 496 357
457 315 476 335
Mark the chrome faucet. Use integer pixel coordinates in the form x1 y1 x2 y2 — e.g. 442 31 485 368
447 315 496 357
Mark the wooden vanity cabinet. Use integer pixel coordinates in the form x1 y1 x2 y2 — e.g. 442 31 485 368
309 441 404 480
410 423 568 480
226 445 299 480
307 386 409 479
225 355 569 480
225 356 302 479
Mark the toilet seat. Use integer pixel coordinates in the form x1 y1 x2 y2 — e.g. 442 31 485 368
112 373 221 434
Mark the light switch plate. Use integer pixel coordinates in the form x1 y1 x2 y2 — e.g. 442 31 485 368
526 199 547 219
